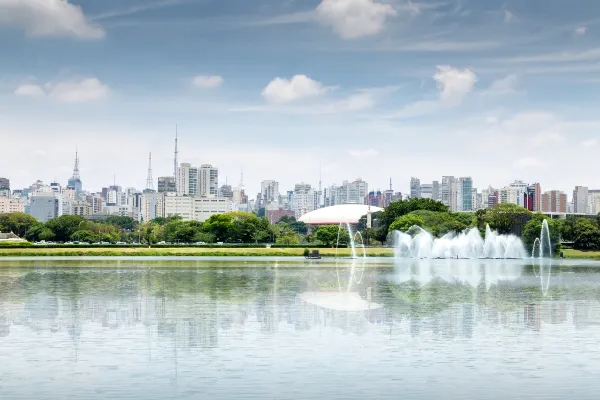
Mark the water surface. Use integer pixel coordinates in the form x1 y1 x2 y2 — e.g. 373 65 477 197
1 258 600 399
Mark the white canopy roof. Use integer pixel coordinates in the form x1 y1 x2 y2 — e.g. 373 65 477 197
298 204 383 225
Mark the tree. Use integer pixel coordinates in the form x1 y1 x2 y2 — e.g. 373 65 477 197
388 214 425 233
203 214 234 242
315 225 349 247
44 215 86 242
521 213 561 255
484 203 532 235
104 216 138 231
0 212 39 238
279 215 296 224
573 218 600 250
38 228 56 242
70 230 98 244
379 198 448 233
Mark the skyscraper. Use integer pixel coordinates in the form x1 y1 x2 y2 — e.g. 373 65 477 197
0 177 9 198
157 176 177 193
67 150 82 194
199 164 219 197
261 180 280 205
460 177 473 211
573 186 589 214
542 190 567 213
410 178 421 199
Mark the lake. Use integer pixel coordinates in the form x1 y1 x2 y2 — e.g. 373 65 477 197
1 257 600 399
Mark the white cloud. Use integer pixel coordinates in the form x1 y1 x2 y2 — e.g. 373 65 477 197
485 74 518 95
434 65 477 106
315 0 397 39
503 9 515 24
575 26 587 36
512 157 546 169
392 65 476 118
192 75 224 89
348 148 379 160
45 78 110 103
529 131 564 147
0 0 104 39
14 83 45 98
261 75 329 103
582 139 598 147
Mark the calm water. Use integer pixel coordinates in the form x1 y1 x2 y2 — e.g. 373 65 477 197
1 258 600 400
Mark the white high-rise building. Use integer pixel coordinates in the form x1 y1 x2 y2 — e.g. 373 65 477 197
573 186 589 214
325 178 369 206
199 164 219 197
509 180 528 207
261 180 280 205
141 192 165 222
291 183 315 219
177 163 198 196
499 187 518 205
164 193 194 220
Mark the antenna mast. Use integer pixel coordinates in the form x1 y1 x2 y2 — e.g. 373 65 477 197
146 152 154 191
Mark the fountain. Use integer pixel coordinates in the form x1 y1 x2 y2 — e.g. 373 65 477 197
335 221 366 260
392 224 527 259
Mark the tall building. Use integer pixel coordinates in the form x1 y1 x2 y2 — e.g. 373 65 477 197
261 180 280 205
67 150 83 194
384 178 394 207
177 163 198 196
0 197 24 214
499 187 518 205
157 176 177 193
588 190 600 215
460 177 473 211
199 164 219 197
573 186 589 214
420 184 433 199
164 193 194 220
509 180 528 207
542 190 567 213
30 194 61 222
432 181 440 201
441 176 454 209
291 183 315 219
325 178 369 206
0 177 10 198
410 178 421 199
141 192 164 222
220 184 233 199
525 183 541 212
367 191 384 207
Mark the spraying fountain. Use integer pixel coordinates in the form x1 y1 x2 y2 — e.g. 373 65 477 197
335 221 366 260
392 224 528 259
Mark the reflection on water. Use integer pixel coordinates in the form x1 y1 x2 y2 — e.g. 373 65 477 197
1 259 600 399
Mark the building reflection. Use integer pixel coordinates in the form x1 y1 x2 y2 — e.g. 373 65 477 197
0 264 600 348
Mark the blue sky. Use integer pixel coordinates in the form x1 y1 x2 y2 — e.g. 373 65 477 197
1 0 600 196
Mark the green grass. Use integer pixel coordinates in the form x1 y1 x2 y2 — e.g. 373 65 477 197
0 246 395 258
562 249 600 259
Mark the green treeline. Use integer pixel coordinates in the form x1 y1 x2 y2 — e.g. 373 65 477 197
2 198 600 250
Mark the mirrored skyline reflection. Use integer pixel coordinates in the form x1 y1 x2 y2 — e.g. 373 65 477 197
1 260 600 399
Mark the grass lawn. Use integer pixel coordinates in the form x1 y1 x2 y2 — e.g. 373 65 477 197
0 246 395 257
562 249 600 259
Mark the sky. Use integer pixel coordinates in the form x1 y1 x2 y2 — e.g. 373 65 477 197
1 0 600 196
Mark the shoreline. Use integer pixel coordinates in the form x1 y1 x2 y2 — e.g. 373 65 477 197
0 247 597 259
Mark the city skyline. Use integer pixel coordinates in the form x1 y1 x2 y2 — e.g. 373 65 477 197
2 0 600 194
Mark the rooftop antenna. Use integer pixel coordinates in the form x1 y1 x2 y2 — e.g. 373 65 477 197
146 152 154 191
389 177 392 191
71 147 80 180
